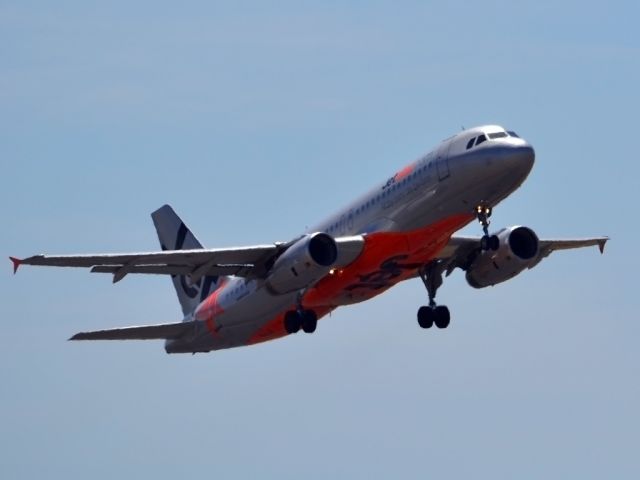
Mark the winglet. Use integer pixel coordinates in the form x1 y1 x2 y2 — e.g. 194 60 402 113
9 257 22 274
598 238 608 254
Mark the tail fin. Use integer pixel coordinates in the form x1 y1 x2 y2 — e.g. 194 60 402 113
151 204 222 316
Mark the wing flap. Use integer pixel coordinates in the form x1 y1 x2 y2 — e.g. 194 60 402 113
90 264 251 277
70 321 195 341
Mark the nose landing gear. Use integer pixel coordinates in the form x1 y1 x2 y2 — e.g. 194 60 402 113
476 205 499 251
417 261 450 329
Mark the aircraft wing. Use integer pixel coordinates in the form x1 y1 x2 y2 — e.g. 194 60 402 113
10 244 283 283
10 234 366 283
437 235 608 274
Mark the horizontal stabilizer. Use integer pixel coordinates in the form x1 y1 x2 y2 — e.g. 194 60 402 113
9 257 22 274
69 321 194 341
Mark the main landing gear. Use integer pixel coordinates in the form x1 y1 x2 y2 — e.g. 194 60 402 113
284 290 318 335
284 309 318 334
417 261 450 329
476 205 499 251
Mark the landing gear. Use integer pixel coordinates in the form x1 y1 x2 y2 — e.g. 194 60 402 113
283 309 317 334
301 310 318 333
284 310 301 334
417 305 450 329
417 306 433 328
284 289 318 335
417 261 451 329
476 204 499 251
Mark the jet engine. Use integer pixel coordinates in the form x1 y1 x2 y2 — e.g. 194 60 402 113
266 233 338 294
465 226 539 288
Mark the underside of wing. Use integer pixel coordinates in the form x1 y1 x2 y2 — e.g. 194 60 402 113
536 237 608 254
70 321 195 341
530 237 608 267
12 244 282 283
438 233 609 275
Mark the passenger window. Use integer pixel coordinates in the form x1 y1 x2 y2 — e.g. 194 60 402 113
476 134 487 145
466 138 475 149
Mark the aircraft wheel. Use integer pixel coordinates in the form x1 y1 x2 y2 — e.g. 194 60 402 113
417 306 434 329
301 310 318 334
434 306 450 329
284 311 301 334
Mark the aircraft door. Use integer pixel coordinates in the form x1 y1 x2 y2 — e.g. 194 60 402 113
436 142 451 180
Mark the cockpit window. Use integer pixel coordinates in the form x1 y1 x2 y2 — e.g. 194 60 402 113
507 131 519 138
467 130 516 150
488 132 508 139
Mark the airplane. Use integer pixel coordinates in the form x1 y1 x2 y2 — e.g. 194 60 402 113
10 125 608 354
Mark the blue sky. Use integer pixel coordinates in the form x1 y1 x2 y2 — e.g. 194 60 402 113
2 1 638 478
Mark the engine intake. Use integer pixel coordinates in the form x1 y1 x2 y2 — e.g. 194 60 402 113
308 233 337 266
508 226 538 260
466 226 539 288
266 233 338 294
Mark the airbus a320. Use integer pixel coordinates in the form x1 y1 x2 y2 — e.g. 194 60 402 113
10 125 608 354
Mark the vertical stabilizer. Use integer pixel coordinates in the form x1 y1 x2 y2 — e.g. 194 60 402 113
151 205 221 316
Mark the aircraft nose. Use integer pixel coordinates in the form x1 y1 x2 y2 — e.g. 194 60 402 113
513 144 535 167
505 143 535 178
453 138 536 207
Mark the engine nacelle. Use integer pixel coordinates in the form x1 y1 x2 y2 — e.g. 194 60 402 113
266 233 338 294
466 226 539 288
